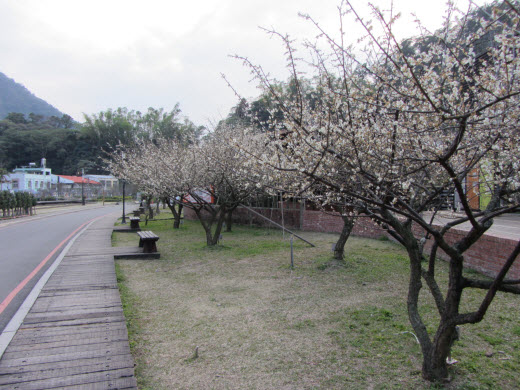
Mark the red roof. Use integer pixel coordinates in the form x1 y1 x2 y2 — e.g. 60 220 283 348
58 175 101 185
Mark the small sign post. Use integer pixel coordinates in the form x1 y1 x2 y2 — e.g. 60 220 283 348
290 235 294 269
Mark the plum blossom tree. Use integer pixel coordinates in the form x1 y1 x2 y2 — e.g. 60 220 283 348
237 0 520 382
108 126 264 246
182 126 265 245
107 138 187 229
226 85 358 261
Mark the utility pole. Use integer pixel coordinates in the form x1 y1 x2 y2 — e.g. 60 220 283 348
121 180 127 224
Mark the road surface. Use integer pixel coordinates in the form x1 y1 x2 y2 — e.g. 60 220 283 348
0 203 123 333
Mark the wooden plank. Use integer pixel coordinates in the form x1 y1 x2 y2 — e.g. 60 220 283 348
0 346 132 369
0 368 136 390
49 376 137 390
23 309 123 324
7 330 130 352
0 356 134 384
38 288 119 298
0 353 133 375
14 321 127 338
28 301 122 311
11 322 126 343
31 299 119 310
1 340 131 360
30 300 122 312
26 307 123 319
28 306 122 316
41 287 118 294
43 278 117 284
18 314 125 330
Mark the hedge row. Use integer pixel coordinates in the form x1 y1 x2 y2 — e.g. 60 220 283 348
0 191 37 217
97 195 133 202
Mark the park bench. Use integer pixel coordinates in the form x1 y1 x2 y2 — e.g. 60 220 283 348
137 231 159 253
130 216 141 230
132 210 141 217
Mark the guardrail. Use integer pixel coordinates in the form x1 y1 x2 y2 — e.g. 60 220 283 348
36 200 97 205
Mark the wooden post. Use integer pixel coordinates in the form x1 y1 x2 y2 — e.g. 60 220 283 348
299 198 305 230
290 235 294 269
280 192 285 238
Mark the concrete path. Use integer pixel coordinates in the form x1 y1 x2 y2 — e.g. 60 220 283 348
0 211 137 389
424 212 520 241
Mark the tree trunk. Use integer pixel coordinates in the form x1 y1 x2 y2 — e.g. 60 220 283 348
422 324 457 382
333 215 354 260
382 215 442 382
148 202 154 220
209 211 226 245
205 229 215 245
225 209 233 232
194 208 217 246
174 204 183 228
195 208 226 246
421 249 465 382
167 201 182 229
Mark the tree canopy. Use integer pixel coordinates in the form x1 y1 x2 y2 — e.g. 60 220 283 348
0 105 203 175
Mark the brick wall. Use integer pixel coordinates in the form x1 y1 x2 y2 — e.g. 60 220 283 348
183 206 520 279
418 227 520 280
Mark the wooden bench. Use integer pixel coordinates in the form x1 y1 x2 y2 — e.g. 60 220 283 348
137 231 159 253
132 210 141 217
130 216 141 230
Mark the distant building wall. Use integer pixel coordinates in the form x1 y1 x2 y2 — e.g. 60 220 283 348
84 175 119 196
5 168 53 194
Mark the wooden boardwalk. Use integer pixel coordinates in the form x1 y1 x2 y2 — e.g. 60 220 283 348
0 214 137 389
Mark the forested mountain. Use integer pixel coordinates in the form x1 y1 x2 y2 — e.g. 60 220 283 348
0 72 63 119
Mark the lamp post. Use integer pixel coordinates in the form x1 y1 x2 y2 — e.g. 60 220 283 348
80 168 85 206
121 179 127 224
81 181 85 205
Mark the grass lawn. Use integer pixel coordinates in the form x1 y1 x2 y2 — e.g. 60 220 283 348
113 213 519 389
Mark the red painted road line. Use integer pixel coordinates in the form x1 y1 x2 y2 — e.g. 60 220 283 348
0 215 101 315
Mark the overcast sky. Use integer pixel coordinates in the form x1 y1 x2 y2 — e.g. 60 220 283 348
0 0 483 127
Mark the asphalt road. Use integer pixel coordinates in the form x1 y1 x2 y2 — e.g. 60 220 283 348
0 203 123 333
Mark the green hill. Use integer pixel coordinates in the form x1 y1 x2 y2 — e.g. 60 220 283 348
0 72 63 119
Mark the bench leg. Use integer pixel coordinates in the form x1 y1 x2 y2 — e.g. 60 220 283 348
142 241 158 253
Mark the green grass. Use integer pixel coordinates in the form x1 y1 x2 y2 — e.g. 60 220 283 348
113 212 520 389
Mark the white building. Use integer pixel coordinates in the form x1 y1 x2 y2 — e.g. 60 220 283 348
1 160 55 194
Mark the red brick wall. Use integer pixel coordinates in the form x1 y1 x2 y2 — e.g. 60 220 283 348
418 227 520 280
184 206 520 279
231 207 301 229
